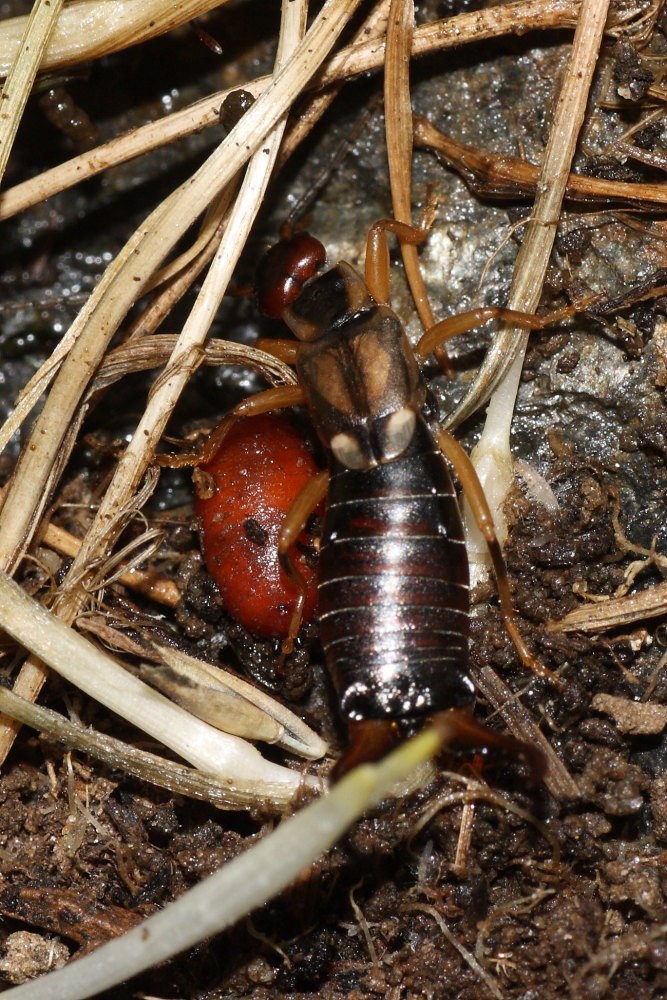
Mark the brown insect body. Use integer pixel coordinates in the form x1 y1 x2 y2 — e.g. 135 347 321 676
258 235 474 763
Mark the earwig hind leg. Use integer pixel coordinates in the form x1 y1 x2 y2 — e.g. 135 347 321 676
434 708 545 785
156 385 306 468
278 469 329 658
435 429 561 687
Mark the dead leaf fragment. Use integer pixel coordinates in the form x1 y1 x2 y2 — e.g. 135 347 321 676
592 694 667 735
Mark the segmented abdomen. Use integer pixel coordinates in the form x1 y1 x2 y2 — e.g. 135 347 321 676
318 418 473 724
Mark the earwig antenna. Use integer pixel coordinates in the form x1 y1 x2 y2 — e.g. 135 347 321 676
282 93 382 237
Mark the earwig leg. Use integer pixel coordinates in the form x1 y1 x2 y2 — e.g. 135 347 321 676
278 470 329 656
434 708 545 785
415 300 594 360
254 338 299 365
156 385 306 468
435 429 559 685
364 199 454 375
364 216 431 306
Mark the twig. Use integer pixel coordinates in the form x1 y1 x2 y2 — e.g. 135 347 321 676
414 116 667 211
549 580 667 632
472 664 580 800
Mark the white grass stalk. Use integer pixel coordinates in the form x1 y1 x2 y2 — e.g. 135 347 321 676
1 725 444 1000
0 570 315 803
458 0 611 587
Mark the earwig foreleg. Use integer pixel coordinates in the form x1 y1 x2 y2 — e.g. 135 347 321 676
254 338 299 365
435 429 560 685
364 195 438 306
157 385 305 468
278 469 329 655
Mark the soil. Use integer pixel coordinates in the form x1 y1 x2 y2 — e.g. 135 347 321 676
1 1 667 997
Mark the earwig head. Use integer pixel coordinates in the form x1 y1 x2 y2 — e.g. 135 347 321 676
256 232 326 319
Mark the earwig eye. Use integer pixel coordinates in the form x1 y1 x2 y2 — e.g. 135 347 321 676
378 408 416 462
330 432 373 470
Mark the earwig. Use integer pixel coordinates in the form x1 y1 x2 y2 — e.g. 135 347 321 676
253 224 547 778
160 219 548 779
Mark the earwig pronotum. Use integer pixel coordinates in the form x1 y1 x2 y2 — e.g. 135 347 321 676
161 216 561 778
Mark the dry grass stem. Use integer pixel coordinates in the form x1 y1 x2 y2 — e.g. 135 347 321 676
0 0 233 78
92 335 297 395
549 581 667 632
0 686 288 811
0 0 583 222
0 0 63 187
384 0 438 334
0 570 315 804
456 0 611 587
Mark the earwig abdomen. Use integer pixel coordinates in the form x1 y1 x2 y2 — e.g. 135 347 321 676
318 417 473 727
